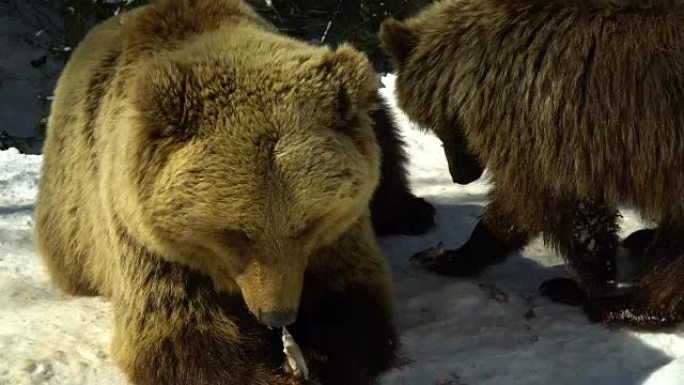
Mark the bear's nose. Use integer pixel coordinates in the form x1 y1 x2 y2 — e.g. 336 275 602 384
256 309 297 327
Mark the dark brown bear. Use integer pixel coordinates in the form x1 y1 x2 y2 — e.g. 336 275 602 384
380 0 684 329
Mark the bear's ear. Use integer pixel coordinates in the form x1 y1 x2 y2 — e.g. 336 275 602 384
379 18 418 68
134 58 202 140
318 44 378 121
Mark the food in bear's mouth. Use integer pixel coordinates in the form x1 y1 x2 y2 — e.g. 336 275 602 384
282 327 310 380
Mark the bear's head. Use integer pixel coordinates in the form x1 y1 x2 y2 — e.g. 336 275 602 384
122 41 381 327
379 14 484 185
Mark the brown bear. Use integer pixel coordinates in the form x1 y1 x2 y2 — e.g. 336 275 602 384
34 0 403 384
379 0 684 329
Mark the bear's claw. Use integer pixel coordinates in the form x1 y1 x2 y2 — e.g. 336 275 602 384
409 242 446 266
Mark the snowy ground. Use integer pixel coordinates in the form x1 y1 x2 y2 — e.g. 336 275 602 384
1 55 684 384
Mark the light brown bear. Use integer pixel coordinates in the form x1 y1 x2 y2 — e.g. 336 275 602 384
35 0 400 384
380 0 684 329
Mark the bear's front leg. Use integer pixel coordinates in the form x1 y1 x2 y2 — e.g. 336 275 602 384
292 278 397 385
535 196 678 328
291 220 398 385
370 99 436 237
539 228 658 309
618 224 684 329
110 264 309 385
411 185 534 276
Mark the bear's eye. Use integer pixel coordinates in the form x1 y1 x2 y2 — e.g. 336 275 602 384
291 218 322 240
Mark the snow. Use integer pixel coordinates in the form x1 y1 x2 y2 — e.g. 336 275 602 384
0 46 683 385
0 148 127 385
643 358 684 385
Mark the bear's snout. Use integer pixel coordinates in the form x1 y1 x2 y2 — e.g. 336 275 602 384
445 148 484 185
236 258 305 327
256 309 298 327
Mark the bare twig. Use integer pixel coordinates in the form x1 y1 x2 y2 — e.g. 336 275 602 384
320 19 333 43
320 0 342 44
264 0 283 21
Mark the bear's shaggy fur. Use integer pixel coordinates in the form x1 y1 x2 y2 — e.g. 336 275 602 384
35 1 402 383
380 0 684 328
